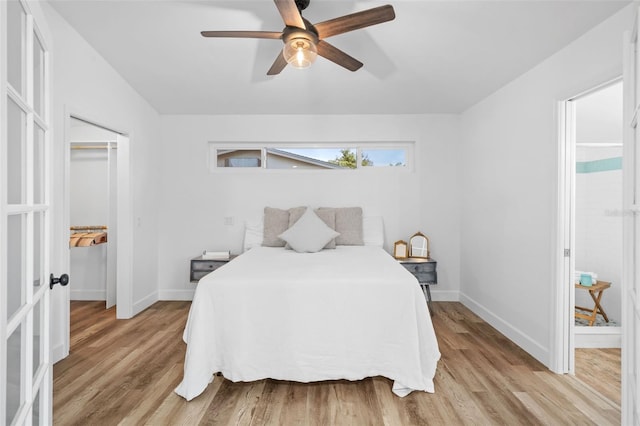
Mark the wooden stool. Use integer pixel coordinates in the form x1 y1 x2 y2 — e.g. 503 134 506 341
575 281 611 326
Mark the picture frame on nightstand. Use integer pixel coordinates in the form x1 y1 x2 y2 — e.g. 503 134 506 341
393 240 409 259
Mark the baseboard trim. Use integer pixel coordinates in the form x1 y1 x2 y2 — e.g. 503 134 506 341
460 292 549 366
132 291 158 316
70 289 106 301
575 326 621 348
52 343 68 364
158 289 196 301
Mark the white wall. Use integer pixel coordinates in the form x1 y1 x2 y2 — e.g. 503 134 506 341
69 147 108 300
42 3 162 361
157 114 461 301
574 79 623 327
68 123 117 301
575 146 622 324
459 5 633 366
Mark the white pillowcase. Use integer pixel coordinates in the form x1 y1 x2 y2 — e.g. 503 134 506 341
243 219 263 252
278 207 340 253
363 216 384 247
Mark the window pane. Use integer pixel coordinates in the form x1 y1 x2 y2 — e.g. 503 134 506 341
7 214 25 320
272 148 355 169
8 97 26 204
33 212 43 291
217 149 261 168
361 148 407 167
7 0 25 95
34 125 45 204
34 34 45 117
7 322 24 425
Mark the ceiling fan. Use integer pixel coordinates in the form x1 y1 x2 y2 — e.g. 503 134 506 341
201 0 395 75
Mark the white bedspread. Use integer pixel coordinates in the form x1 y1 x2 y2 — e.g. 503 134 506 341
175 246 441 401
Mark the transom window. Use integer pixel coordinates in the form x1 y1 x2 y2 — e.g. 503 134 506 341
209 143 413 171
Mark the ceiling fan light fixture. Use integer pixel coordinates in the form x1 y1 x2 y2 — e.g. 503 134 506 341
283 37 317 69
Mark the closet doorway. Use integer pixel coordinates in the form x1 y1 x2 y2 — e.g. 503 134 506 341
64 114 132 327
69 117 118 308
58 113 132 360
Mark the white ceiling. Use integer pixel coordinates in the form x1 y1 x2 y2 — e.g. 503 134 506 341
48 0 630 115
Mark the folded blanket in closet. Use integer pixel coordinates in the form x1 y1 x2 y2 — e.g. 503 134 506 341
69 232 108 247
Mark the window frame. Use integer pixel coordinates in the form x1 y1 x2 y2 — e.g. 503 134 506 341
208 142 414 173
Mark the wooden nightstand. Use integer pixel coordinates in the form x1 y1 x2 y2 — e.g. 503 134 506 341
190 255 237 282
398 258 437 314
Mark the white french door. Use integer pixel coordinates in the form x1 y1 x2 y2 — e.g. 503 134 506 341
1 0 54 424
622 7 640 424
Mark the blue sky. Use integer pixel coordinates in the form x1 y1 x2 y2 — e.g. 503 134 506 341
280 148 405 166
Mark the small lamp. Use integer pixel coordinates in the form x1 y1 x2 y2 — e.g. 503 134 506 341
283 37 317 69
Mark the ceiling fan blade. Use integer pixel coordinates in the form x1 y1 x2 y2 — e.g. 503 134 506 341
267 51 288 75
201 31 283 39
316 41 363 72
274 0 305 29
314 5 395 39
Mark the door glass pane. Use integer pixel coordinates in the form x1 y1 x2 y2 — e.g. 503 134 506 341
33 297 43 378
7 0 25 95
34 124 45 204
34 34 45 117
6 322 24 425
33 212 43 290
636 42 640 109
8 97 25 205
636 131 640 205
7 214 25 320
32 388 40 425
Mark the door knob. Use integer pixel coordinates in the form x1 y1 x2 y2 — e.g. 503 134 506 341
50 273 69 290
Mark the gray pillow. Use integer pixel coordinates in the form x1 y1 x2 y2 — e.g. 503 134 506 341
288 208 337 249
278 208 340 253
262 207 290 247
318 207 364 245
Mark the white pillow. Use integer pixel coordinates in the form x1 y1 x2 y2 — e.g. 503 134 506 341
243 219 263 252
363 216 384 247
278 207 340 253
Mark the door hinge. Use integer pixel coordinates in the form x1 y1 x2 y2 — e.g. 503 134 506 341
564 249 571 257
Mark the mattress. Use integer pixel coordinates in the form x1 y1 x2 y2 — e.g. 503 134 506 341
175 245 440 401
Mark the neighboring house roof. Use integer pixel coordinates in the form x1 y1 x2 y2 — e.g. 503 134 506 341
217 148 342 169
266 148 341 169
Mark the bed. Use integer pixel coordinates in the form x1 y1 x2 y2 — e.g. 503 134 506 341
175 208 441 401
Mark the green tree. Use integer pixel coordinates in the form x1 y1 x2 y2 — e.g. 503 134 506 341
330 149 373 169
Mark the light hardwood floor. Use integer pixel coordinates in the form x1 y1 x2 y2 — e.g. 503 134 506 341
575 348 621 405
54 301 620 425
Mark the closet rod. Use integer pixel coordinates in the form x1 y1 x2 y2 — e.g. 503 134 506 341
70 225 108 231
70 145 117 150
576 142 622 147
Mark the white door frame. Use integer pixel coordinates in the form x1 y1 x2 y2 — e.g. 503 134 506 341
622 12 639 424
552 99 577 374
57 111 133 359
